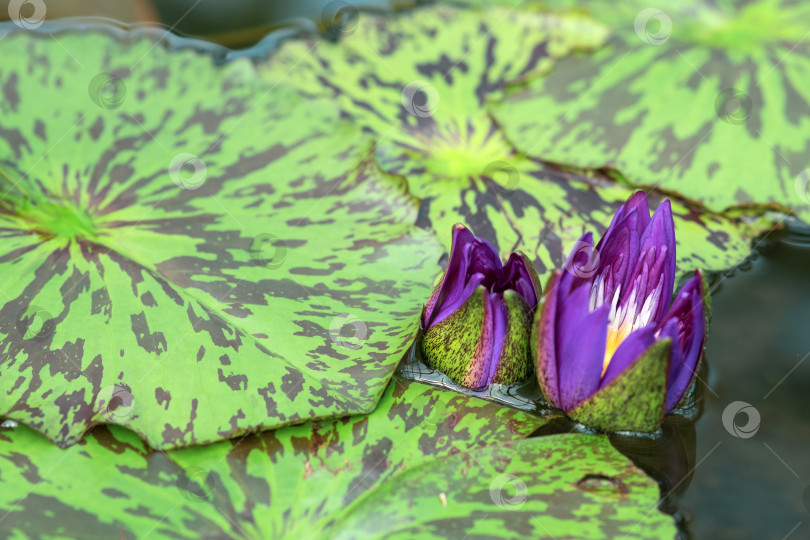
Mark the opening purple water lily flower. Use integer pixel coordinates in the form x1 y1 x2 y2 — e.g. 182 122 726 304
421 224 541 390
533 191 709 432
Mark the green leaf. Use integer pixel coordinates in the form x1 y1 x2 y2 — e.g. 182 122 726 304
492 0 810 220
423 157 775 282
0 379 559 538
328 434 675 539
262 4 777 283
261 5 608 191
0 30 442 448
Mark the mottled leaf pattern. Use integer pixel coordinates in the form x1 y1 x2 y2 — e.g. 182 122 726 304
493 0 810 220
0 379 674 538
264 5 609 136
262 5 778 283
0 380 535 537
413 157 776 281
0 31 442 448
261 6 606 245
329 435 675 540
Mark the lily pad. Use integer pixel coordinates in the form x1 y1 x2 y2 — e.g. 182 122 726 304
0 379 674 538
0 30 441 448
261 4 608 189
465 160 777 279
330 434 675 539
261 4 776 282
492 0 810 220
0 379 542 537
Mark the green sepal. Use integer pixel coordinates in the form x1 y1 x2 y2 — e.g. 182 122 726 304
421 286 490 389
568 339 672 433
491 289 534 385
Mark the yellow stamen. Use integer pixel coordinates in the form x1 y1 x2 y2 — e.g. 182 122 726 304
603 323 631 376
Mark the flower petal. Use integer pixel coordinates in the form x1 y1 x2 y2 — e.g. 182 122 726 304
468 236 504 288
425 224 505 329
590 192 650 304
624 199 676 326
599 191 651 246
430 271 487 329
556 283 610 412
591 223 636 309
423 224 475 328
503 251 540 309
534 270 562 406
600 324 658 388
486 291 507 385
561 231 598 293
659 271 706 411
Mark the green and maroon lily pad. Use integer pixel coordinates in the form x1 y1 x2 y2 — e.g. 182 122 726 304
0 30 442 449
261 4 778 283
329 434 675 539
0 379 674 538
419 156 776 283
260 5 608 224
0 379 544 537
492 0 810 221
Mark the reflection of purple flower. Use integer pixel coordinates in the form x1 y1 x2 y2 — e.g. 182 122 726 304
421 224 541 390
534 191 708 432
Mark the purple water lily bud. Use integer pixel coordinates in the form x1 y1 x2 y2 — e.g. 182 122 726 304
533 191 708 432
421 224 541 390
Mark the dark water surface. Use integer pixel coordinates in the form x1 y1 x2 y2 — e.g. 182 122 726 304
676 225 810 540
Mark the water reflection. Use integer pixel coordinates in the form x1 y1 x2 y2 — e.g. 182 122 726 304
678 223 810 540
396 335 559 418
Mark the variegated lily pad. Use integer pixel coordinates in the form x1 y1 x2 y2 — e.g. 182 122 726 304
450 158 776 279
0 30 441 448
261 4 776 282
0 379 675 539
330 434 675 540
261 4 608 193
492 0 810 220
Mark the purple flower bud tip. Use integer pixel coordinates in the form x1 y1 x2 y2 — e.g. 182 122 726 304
534 191 708 433
421 224 541 390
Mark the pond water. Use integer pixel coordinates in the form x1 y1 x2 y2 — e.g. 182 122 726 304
676 224 810 540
